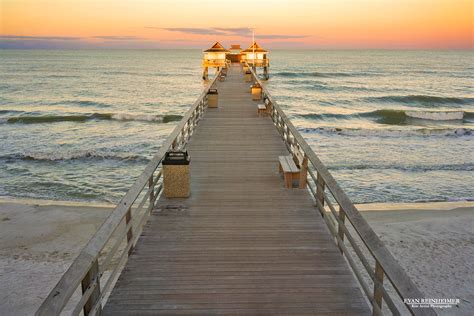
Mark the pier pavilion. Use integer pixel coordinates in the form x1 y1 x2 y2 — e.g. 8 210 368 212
241 41 270 79
202 42 230 80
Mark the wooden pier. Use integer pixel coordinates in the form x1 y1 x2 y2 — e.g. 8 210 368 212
103 64 368 314
37 63 436 316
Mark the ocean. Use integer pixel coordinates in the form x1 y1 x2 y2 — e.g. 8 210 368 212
0 49 472 204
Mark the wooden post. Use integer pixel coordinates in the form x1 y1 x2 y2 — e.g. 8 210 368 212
373 261 384 316
179 131 185 147
125 207 134 256
337 206 346 254
81 259 101 316
299 155 308 189
286 126 291 148
188 116 193 137
148 176 155 208
316 173 325 215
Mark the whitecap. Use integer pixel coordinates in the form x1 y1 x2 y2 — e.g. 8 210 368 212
405 110 464 121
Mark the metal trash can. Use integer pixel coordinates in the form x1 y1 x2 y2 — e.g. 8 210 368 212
163 151 190 198
251 83 262 100
244 70 252 82
207 89 218 108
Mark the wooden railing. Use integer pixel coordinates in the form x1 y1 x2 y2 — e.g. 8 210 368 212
247 64 436 316
36 71 222 316
244 58 269 67
202 58 230 68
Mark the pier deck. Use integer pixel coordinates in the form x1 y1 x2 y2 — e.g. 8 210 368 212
103 65 369 315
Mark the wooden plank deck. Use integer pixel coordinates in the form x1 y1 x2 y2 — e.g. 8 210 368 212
103 64 370 315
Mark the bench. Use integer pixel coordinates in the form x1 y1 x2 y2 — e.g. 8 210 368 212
278 153 308 189
257 98 271 116
257 104 267 116
278 156 300 188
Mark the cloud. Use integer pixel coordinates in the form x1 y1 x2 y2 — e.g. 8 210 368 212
0 34 160 49
214 27 252 36
0 34 147 42
260 40 310 48
258 34 308 39
155 27 306 40
92 35 145 41
0 35 83 41
161 28 226 36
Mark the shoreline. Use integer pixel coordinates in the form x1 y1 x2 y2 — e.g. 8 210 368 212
0 198 472 315
0 196 115 208
2 196 473 210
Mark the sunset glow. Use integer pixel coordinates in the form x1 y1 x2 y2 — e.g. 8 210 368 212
1 0 473 49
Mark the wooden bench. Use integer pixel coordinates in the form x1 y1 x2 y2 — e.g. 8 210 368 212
278 153 308 189
278 155 300 188
257 104 267 116
257 98 271 116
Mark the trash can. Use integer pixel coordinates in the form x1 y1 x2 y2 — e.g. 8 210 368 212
207 89 218 108
251 83 262 100
244 70 252 82
242 65 249 73
162 151 190 198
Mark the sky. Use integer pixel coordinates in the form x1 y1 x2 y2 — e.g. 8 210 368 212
0 0 473 49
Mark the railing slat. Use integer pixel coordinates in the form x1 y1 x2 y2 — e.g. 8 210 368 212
81 259 101 316
373 261 385 316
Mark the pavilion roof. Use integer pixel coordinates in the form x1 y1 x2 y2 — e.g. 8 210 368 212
204 42 230 53
241 42 268 53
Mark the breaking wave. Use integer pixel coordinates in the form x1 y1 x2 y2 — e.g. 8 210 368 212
0 151 149 163
299 109 474 125
274 71 372 78
328 162 474 172
300 127 473 138
3 113 183 124
364 95 474 106
51 100 112 108
0 110 23 115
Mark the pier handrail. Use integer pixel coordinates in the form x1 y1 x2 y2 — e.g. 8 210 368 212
36 71 222 316
247 64 436 316
244 59 269 67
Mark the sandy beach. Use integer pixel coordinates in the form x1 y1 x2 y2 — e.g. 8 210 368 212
0 198 472 315
0 198 113 316
358 202 474 315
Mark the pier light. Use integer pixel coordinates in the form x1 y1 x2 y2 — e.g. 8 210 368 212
202 42 230 80
241 41 269 79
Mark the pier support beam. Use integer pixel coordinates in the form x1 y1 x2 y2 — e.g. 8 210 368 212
202 67 209 80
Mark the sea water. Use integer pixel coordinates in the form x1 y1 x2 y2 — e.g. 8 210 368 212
0 49 472 203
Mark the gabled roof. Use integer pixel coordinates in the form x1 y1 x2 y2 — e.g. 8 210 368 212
241 42 268 53
204 42 230 53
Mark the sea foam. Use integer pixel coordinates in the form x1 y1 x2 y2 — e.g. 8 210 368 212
405 110 464 120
